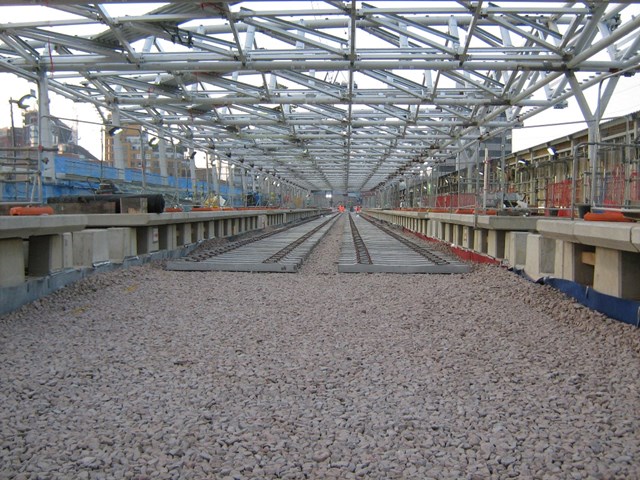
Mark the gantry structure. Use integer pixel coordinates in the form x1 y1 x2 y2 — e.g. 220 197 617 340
2 1 639 195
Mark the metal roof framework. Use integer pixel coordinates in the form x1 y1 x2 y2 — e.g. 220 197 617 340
1 1 639 193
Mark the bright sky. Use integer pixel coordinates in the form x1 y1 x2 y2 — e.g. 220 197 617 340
0 2 638 163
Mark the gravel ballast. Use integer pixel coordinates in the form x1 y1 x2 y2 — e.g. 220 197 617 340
1 214 639 479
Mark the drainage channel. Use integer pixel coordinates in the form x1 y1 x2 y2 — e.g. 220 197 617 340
166 214 338 272
339 213 471 274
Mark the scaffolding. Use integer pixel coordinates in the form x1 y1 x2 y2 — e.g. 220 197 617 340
371 112 640 217
0 147 43 203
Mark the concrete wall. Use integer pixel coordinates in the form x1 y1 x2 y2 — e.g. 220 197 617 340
366 209 640 301
0 208 329 314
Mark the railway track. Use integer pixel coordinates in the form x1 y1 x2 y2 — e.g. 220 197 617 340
167 211 470 274
166 213 338 272
339 212 471 273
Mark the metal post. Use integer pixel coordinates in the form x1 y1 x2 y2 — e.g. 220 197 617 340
173 140 179 205
500 130 506 211
482 148 489 212
189 147 197 200
211 157 220 207
217 159 223 207
590 83 603 209
205 152 210 199
139 128 146 192
37 72 53 192
570 144 581 220
158 137 168 184
241 166 247 206
100 126 104 181
229 164 235 207
251 169 256 205
9 100 16 190
474 144 480 210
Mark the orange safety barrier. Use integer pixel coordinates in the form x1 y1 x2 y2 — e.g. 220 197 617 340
447 208 499 215
583 211 635 222
164 207 183 212
191 207 216 211
428 208 449 213
9 206 54 216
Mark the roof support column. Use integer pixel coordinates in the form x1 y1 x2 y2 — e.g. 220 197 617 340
110 108 125 178
211 156 220 208
241 166 247 207
158 137 168 183
38 71 54 184
188 146 197 199
567 71 622 206
566 72 597 205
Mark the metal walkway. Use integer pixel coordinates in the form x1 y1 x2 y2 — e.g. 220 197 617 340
339 213 471 274
166 214 338 272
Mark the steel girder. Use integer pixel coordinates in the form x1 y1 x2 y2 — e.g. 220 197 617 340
1 1 639 193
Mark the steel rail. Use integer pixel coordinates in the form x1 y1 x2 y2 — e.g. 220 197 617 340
348 212 372 265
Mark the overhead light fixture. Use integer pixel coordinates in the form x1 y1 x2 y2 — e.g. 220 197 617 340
547 146 557 156
517 158 527 165
108 126 123 136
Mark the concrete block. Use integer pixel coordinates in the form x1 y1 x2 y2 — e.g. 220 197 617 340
193 222 205 242
136 226 159 254
488 230 506 259
452 225 464 247
573 222 635 252
421 219 428 236
478 215 538 231
28 234 64 276
177 223 192 246
23 240 28 267
462 226 474 249
432 220 440 239
205 221 216 239
213 220 223 238
524 234 556 280
594 247 640 300
443 223 453 243
505 231 528 267
158 224 177 250
553 240 593 285
537 219 577 242
0 238 25 287
72 229 109 267
474 229 488 254
0 215 87 240
62 233 73 268
107 228 135 262
632 225 640 252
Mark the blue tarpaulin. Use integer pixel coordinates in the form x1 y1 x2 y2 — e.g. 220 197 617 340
539 277 640 328
511 268 640 328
